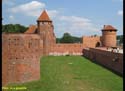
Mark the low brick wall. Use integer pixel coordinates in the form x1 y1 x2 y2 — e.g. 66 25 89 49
83 48 123 76
49 43 83 56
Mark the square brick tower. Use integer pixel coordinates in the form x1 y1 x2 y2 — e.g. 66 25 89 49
37 10 56 56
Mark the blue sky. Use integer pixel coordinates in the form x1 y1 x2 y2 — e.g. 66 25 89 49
2 0 123 38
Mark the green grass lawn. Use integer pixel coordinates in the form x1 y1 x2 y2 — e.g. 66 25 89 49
7 56 123 91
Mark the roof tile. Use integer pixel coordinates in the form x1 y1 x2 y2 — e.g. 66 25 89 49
103 25 116 30
25 25 37 34
37 10 51 21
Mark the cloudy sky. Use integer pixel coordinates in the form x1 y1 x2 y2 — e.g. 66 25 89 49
2 0 123 38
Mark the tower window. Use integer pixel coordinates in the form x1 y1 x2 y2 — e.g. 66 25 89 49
40 22 44 25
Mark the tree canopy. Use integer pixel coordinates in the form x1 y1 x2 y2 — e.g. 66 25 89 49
2 24 28 33
117 35 123 44
56 33 82 43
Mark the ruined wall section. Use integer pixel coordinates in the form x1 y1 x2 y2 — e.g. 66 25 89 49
82 36 101 48
2 34 42 85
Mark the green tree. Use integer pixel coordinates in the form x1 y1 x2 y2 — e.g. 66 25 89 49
117 35 123 44
2 24 28 33
56 38 61 43
56 33 82 43
60 33 74 43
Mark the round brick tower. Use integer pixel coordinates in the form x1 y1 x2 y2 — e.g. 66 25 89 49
101 25 117 47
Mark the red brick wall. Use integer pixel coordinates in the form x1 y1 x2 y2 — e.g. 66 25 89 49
83 48 123 76
38 22 56 56
2 34 41 85
82 36 101 48
49 43 83 55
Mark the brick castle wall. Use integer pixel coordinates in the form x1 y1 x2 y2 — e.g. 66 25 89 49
49 43 83 56
2 34 42 85
2 33 119 85
82 36 101 48
83 48 123 76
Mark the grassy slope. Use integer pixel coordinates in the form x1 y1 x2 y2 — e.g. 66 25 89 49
8 56 123 91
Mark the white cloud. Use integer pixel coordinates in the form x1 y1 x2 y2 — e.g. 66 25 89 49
9 1 59 18
59 16 98 31
8 15 16 23
47 10 59 18
60 16 91 22
11 1 45 12
10 1 45 17
55 15 100 37
118 10 123 16
9 15 14 20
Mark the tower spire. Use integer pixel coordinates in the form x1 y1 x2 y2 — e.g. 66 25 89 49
37 10 52 22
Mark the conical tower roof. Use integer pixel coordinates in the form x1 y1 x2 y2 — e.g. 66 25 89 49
37 10 52 22
102 25 117 31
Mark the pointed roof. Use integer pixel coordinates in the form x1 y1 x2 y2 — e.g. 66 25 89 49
25 25 37 34
37 10 52 22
